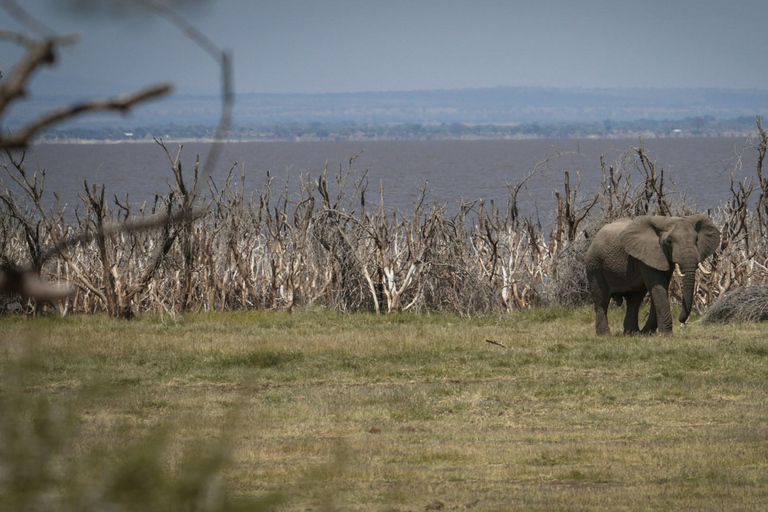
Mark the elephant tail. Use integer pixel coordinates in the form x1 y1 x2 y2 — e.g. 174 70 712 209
611 294 623 306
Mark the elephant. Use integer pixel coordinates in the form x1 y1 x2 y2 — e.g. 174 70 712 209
586 214 720 335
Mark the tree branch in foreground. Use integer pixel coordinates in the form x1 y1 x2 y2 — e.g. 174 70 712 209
38 206 205 264
1 83 172 149
0 266 73 302
0 206 204 301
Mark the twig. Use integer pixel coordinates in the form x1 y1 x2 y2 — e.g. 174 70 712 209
38 206 205 264
1 84 172 149
0 265 73 301
0 206 205 302
485 339 508 349
135 0 233 194
0 0 58 37
0 30 78 47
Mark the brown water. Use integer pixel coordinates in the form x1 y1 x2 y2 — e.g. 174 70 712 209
12 138 757 217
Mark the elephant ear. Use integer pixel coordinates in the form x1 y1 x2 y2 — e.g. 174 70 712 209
686 214 720 261
618 216 670 271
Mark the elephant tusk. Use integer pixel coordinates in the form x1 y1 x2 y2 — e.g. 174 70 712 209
698 262 712 275
675 263 686 278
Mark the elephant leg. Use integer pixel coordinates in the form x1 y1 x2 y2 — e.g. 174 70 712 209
594 297 611 335
623 291 645 335
589 272 611 336
648 283 673 335
641 297 658 334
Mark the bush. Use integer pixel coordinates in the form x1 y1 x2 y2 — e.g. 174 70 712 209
701 286 768 324
540 237 592 307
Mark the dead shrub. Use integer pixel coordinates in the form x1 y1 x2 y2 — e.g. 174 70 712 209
540 237 592 307
3 119 768 316
701 285 768 324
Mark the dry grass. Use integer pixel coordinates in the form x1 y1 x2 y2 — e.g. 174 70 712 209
2 309 767 510
702 285 768 324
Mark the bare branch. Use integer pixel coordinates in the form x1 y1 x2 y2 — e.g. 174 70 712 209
0 0 59 37
0 30 79 47
132 0 221 61
0 38 54 114
1 84 172 149
0 265 73 301
134 0 233 194
38 206 205 264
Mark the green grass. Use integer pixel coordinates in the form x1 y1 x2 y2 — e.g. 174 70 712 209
1 307 767 511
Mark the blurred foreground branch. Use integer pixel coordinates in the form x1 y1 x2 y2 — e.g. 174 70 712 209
0 84 172 149
0 1 226 308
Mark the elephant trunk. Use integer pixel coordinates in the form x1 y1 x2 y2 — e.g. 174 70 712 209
678 256 698 324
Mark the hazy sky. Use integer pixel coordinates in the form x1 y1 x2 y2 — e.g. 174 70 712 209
3 0 768 96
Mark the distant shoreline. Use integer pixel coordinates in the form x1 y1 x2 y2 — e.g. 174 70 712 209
27 114 762 145
34 131 757 145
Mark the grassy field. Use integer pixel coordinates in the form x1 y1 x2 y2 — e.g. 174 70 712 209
1 307 767 511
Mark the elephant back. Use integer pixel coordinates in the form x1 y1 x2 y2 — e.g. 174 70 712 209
588 219 632 256
586 218 634 271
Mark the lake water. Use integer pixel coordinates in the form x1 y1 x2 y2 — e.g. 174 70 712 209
10 138 760 219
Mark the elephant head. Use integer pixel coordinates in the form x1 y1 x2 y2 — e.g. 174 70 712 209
618 214 720 324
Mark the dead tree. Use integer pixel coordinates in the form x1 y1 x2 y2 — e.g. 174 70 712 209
635 140 672 216
551 170 599 254
0 151 45 275
598 154 636 221
753 116 768 235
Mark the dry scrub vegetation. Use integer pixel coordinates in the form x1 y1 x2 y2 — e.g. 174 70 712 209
2 119 768 318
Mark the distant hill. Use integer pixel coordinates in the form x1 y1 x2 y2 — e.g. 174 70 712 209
232 87 768 126
7 87 768 138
